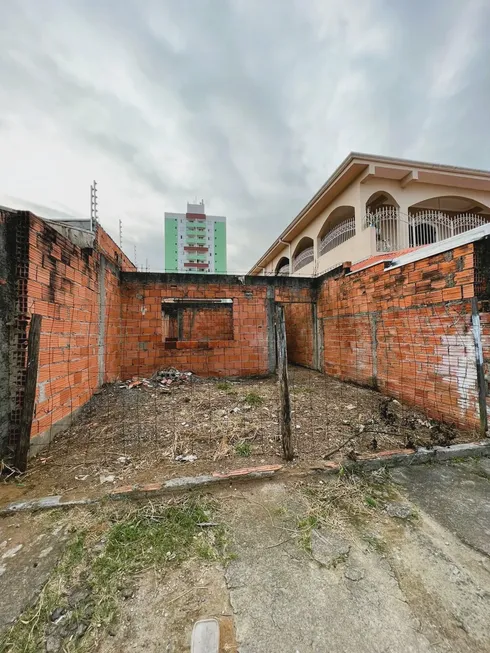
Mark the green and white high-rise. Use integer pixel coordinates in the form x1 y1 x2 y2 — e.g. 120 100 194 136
164 202 227 273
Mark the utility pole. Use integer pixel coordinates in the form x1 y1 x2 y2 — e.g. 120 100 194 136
119 219 123 249
134 245 138 270
90 181 98 231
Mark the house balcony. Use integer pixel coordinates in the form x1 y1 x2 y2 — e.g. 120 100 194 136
319 217 356 256
292 246 314 272
364 208 490 253
184 245 208 253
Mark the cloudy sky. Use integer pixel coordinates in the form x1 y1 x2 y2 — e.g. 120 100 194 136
1 0 489 272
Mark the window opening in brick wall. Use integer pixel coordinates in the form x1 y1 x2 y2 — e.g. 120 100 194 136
162 298 234 344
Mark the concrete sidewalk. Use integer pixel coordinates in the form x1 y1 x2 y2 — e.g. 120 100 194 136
391 459 490 556
221 463 490 653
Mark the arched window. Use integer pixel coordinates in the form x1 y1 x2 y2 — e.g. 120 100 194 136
364 192 401 252
409 196 490 243
292 237 314 272
275 257 290 276
318 206 355 257
365 191 399 214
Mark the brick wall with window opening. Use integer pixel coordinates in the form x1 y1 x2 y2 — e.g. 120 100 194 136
162 299 234 344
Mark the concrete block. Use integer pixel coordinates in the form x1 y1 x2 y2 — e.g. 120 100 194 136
434 441 490 461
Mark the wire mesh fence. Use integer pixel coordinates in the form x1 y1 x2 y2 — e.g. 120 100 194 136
21 283 484 497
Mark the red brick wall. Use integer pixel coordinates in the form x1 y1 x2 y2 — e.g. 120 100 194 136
96 226 135 272
27 215 134 440
317 244 482 430
120 278 271 378
166 303 234 342
480 309 490 425
276 285 316 368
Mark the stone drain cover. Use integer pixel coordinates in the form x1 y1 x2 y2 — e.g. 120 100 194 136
191 618 220 653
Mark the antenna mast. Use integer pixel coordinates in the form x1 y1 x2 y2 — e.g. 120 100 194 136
90 180 98 231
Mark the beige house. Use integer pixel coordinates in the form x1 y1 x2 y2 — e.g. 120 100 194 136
249 153 490 276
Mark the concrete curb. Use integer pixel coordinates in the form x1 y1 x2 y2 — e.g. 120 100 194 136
2 441 490 516
309 441 490 476
0 464 283 516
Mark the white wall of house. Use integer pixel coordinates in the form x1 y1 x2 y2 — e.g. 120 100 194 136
266 175 490 277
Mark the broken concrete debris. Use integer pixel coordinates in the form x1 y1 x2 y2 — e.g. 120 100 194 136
99 474 116 484
344 566 365 581
122 367 194 390
175 454 198 463
385 502 412 519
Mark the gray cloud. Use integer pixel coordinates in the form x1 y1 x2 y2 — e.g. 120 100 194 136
1 0 489 272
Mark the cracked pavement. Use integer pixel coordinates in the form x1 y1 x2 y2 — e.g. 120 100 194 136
220 460 490 653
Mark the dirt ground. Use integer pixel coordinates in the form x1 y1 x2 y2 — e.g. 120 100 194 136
1 461 490 652
1 366 476 505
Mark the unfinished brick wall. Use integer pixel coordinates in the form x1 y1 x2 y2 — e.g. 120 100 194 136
276 286 316 369
17 214 134 451
120 275 271 378
3 208 489 461
317 242 486 431
163 301 235 342
96 226 136 272
119 275 314 379
480 309 490 425
0 210 16 458
474 239 490 428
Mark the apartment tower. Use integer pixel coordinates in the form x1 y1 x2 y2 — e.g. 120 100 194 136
164 201 227 273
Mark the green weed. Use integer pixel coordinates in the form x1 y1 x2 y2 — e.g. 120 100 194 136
216 381 235 393
235 442 252 457
244 392 263 406
296 515 319 553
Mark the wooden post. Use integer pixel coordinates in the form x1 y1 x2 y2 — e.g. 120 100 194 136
15 314 41 472
471 298 488 436
275 305 293 461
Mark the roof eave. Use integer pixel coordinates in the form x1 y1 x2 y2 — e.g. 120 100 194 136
249 152 363 273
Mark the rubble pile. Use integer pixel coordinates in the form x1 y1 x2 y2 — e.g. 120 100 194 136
122 367 194 390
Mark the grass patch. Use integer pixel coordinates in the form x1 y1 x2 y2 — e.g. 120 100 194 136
299 468 396 534
244 391 263 407
1 497 231 653
235 442 252 457
363 533 389 554
364 495 378 508
291 385 314 395
216 381 236 393
296 515 319 553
